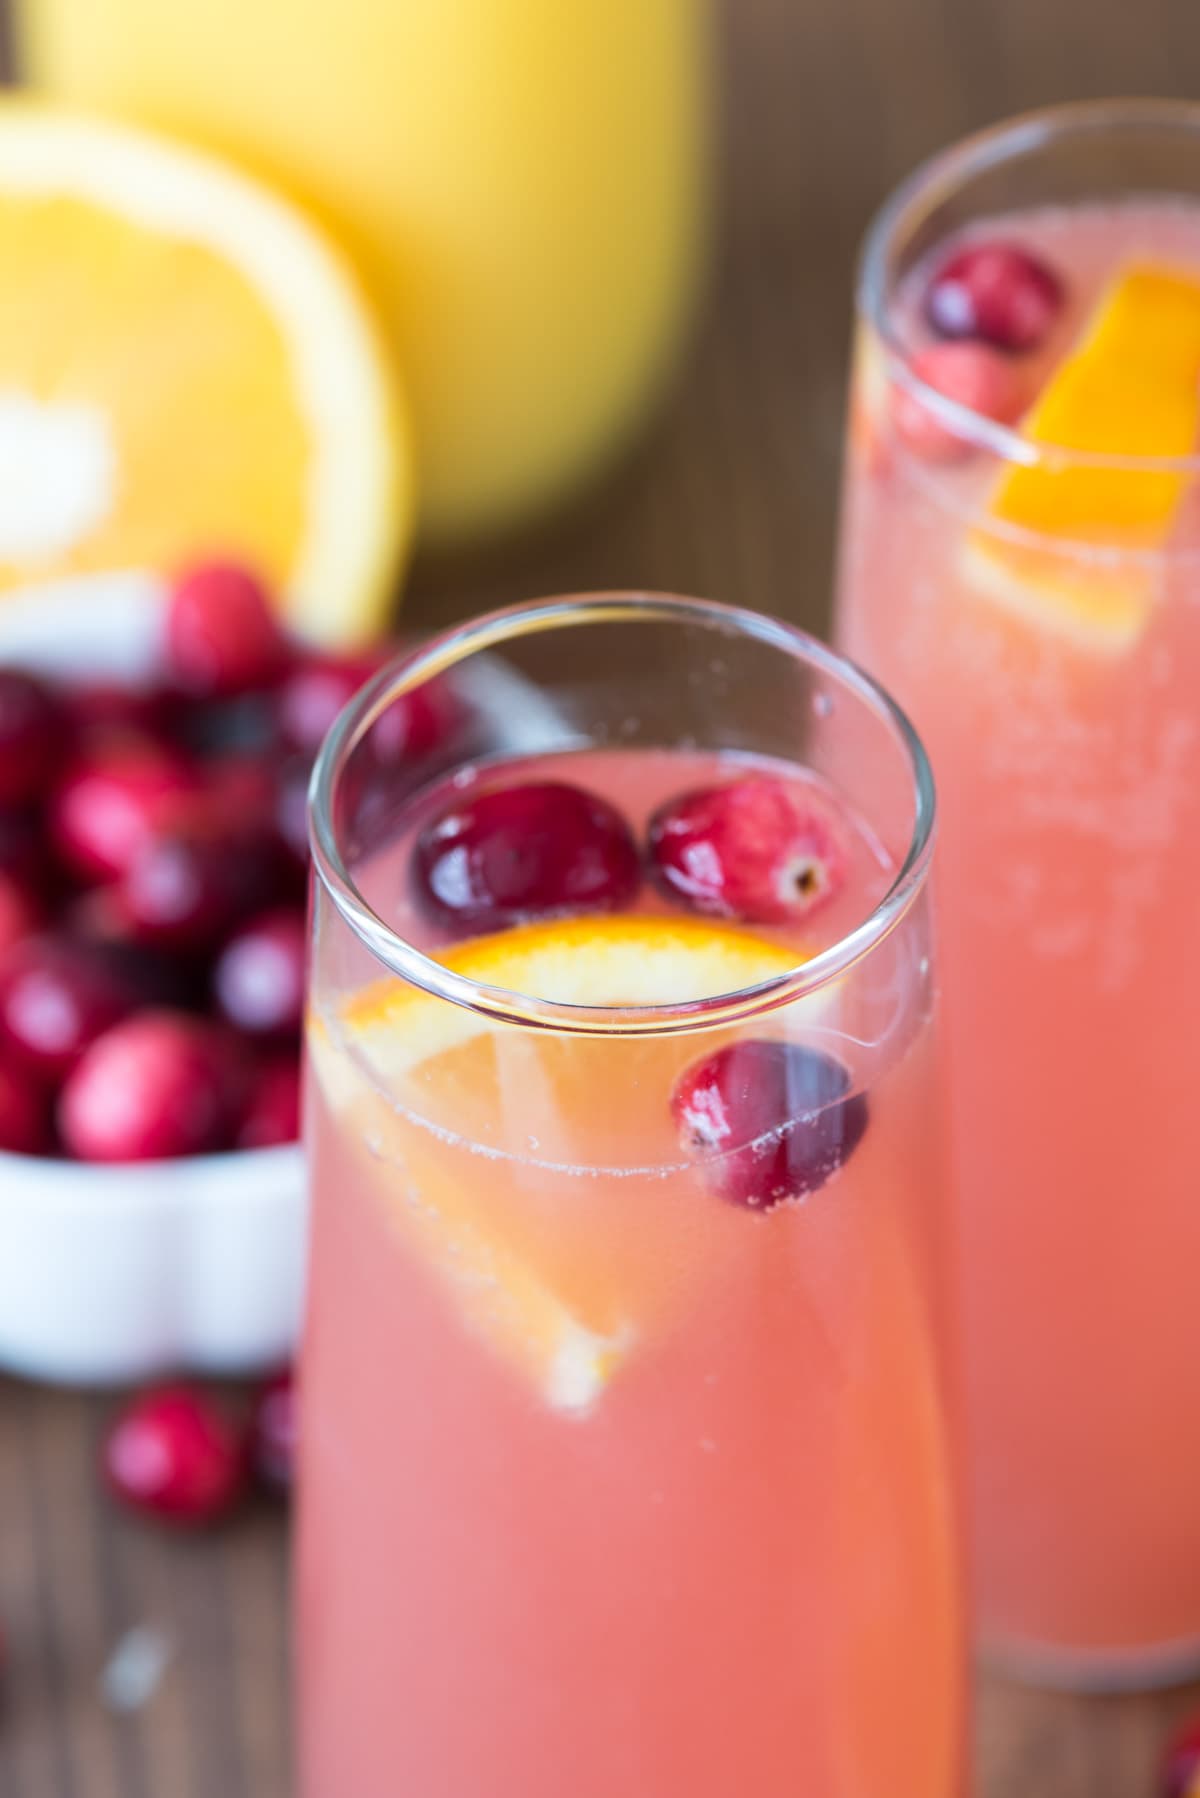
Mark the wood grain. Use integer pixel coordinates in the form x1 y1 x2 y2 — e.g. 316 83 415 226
4 0 1200 1790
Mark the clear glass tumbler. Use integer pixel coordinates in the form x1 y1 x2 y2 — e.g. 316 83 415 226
300 593 962 1795
836 99 1200 1687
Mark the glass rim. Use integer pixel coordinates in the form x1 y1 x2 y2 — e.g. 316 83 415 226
859 95 1200 474
308 592 937 1038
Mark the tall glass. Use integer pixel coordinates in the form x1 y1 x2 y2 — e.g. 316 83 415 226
301 594 962 1797
836 101 1200 1686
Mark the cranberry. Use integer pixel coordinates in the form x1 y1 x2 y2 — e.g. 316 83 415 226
103 1385 248 1525
0 936 136 1081
671 1040 868 1210
1162 1715 1200 1798
250 1368 297 1493
213 909 306 1038
0 668 62 804
0 1058 52 1155
891 343 1029 463
649 776 847 925
369 680 455 767
925 239 1063 352
64 682 169 742
415 781 641 928
119 821 285 951
50 739 200 883
205 750 279 822
274 756 313 870
0 810 45 887
236 1056 302 1150
0 870 42 957
165 561 291 699
65 891 201 1010
59 1012 244 1162
276 653 383 758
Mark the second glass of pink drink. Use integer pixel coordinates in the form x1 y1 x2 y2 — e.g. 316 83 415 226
837 100 1200 1686
299 594 963 1796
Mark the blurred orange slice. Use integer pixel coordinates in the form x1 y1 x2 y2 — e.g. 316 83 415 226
0 102 412 645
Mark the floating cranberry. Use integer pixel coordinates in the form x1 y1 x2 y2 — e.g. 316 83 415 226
649 775 848 925
119 821 284 951
0 1059 52 1155
236 1057 302 1150
103 1384 248 1525
250 1368 297 1493
671 1040 868 1210
0 668 62 804
0 870 41 957
50 739 200 883
924 239 1063 352
214 909 306 1039
165 561 291 699
415 781 641 928
58 1012 244 1162
1161 1715 1200 1798
891 342 1029 463
0 936 136 1082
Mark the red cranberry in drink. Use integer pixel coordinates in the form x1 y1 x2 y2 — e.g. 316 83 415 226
671 1040 868 1210
416 781 640 928
0 870 42 957
0 935 137 1081
891 343 1029 463
924 240 1063 352
120 820 285 951
0 668 62 804
103 1384 248 1525
50 738 200 883
649 775 848 926
59 1011 244 1162
236 1056 302 1150
214 909 306 1039
1161 1715 1200 1798
166 561 291 699
250 1367 297 1493
0 1059 52 1155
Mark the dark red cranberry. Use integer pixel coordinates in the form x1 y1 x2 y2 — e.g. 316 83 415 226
103 1385 248 1525
64 681 169 742
205 750 279 823
924 239 1064 352
119 821 285 951
369 680 455 767
649 776 848 926
65 890 201 1010
1162 1715 1200 1798
165 561 291 699
276 653 383 758
0 870 42 957
415 781 640 928
213 909 306 1039
0 668 62 804
0 936 137 1081
236 1056 302 1150
0 1058 52 1155
0 809 45 888
671 1040 868 1210
891 342 1029 462
250 1368 297 1493
50 739 201 883
59 1011 244 1162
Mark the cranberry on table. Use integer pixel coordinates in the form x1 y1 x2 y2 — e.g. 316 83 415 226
891 342 1029 463
214 908 306 1039
0 935 137 1081
649 775 848 926
415 780 641 928
119 820 285 951
671 1039 868 1210
0 1058 52 1155
924 239 1064 352
237 1056 302 1150
58 1011 244 1162
251 1367 297 1493
103 1384 248 1525
50 738 200 883
165 561 291 699
0 667 63 804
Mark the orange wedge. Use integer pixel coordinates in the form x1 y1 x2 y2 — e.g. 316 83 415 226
965 264 1200 651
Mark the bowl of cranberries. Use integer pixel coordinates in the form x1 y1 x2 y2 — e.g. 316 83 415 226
0 564 413 1384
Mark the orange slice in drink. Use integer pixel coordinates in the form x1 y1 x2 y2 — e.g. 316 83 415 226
964 264 1200 651
309 917 823 1413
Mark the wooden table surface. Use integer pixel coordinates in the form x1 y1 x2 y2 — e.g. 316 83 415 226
4 0 1200 1792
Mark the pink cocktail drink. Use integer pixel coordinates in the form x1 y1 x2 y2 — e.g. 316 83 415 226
837 103 1200 1684
299 597 963 1795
